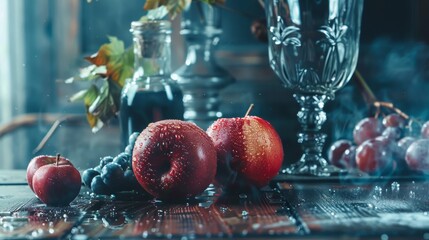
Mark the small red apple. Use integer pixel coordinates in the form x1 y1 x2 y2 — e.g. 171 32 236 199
27 154 73 191
207 113 284 188
132 120 217 200
32 154 81 206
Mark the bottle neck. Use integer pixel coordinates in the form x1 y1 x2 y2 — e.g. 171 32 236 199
131 21 172 83
133 40 171 80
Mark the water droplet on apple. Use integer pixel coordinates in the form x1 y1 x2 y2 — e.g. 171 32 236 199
31 228 44 237
252 223 261 230
373 186 383 200
207 190 215 196
239 193 247 199
198 201 213 208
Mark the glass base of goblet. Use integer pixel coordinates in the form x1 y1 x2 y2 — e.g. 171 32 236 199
281 159 347 177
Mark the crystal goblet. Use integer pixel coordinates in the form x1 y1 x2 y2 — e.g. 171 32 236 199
265 0 364 176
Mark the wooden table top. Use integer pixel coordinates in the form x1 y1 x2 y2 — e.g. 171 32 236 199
1 170 428 239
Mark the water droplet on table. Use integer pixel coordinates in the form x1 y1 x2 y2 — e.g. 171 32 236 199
391 181 400 192
381 233 389 240
373 186 383 200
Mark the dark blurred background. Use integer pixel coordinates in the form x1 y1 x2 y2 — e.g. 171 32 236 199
0 0 429 169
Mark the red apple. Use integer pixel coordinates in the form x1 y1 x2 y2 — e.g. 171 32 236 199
27 154 73 191
32 154 81 206
207 115 284 188
132 120 217 200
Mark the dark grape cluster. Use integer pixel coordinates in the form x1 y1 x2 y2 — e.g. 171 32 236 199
328 113 429 176
82 132 142 195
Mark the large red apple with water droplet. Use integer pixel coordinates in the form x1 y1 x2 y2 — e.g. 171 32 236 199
132 120 217 200
207 115 284 188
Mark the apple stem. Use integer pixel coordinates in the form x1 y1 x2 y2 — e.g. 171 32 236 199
56 154 60 166
244 104 254 117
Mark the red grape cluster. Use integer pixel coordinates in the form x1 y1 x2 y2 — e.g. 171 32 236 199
328 113 429 176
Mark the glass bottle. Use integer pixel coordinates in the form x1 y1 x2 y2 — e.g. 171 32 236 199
120 20 184 148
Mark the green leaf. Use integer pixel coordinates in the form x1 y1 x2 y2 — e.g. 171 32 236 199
86 79 120 132
85 36 123 66
83 85 100 107
65 65 106 84
144 0 168 10
69 90 88 102
67 36 133 131
85 37 133 87
79 85 101 130
200 0 225 4
108 47 134 87
165 0 191 18
107 79 123 114
143 0 222 19
144 6 169 20
88 81 110 115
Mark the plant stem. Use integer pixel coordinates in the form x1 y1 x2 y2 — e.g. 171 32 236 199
245 104 254 117
354 70 378 105
374 101 410 120
354 71 411 120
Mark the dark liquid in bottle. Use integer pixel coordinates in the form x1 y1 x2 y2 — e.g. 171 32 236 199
120 88 184 149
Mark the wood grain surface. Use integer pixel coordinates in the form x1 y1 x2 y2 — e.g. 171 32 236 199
0 171 428 239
